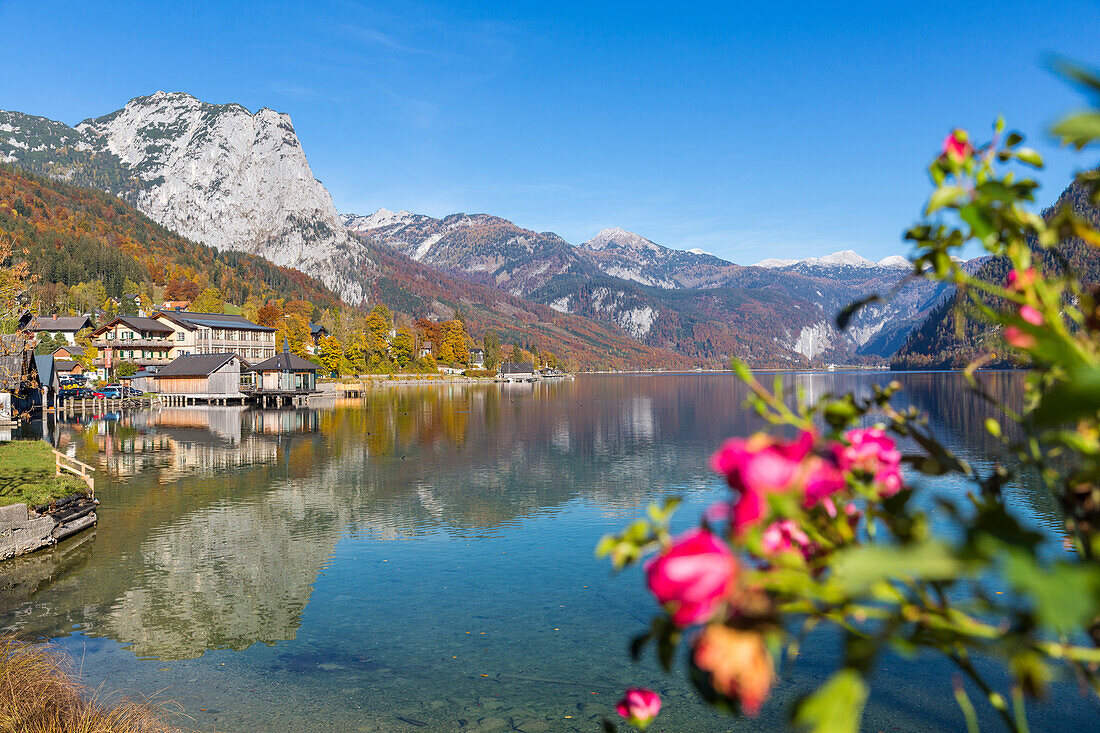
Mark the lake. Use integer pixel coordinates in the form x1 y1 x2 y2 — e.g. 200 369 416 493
1 372 1096 731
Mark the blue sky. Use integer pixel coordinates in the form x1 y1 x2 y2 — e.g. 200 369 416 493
2 0 1098 263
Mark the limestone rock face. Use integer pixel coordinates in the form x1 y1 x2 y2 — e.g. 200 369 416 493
76 92 365 302
0 92 367 303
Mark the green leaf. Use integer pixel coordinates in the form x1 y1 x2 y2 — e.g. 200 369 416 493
793 668 868 733
1052 111 1100 149
926 185 965 214
1004 550 1100 634
1014 147 1044 168
959 203 994 239
1032 367 1100 426
831 541 964 593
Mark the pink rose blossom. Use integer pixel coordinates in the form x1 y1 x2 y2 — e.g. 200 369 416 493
802 456 846 507
646 529 736 626
941 130 973 163
616 688 661 729
761 519 813 559
1019 304 1043 326
1006 268 1037 291
711 432 816 531
838 428 903 497
1005 326 1036 349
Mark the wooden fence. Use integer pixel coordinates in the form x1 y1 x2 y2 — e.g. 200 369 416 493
53 449 95 497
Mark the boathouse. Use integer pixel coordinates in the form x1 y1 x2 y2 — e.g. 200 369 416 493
154 353 244 405
499 362 536 381
251 342 319 402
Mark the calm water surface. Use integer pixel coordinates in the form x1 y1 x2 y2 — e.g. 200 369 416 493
1 373 1096 731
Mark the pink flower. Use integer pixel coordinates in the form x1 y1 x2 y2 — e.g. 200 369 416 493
616 688 661 730
875 468 903 497
761 519 813 559
941 129 973 163
711 431 815 531
837 428 899 473
802 456 846 507
710 432 812 495
1005 326 1036 349
646 529 736 626
1019 304 1043 326
844 502 862 529
837 428 903 497
1006 268 1037 291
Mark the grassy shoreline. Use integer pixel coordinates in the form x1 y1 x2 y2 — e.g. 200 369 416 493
0 636 183 732
0 441 87 508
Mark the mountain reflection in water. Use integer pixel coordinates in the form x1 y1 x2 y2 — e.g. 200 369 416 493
0 373 1095 732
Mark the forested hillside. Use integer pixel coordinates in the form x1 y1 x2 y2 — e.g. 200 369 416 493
355 235 694 371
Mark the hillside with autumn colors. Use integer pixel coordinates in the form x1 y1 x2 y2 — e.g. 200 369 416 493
0 164 345 311
0 165 698 370
355 234 695 370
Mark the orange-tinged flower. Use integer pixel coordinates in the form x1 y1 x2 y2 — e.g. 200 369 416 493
693 624 774 716
1006 268 1037 291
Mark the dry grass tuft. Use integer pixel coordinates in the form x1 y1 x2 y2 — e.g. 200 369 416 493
0 636 186 733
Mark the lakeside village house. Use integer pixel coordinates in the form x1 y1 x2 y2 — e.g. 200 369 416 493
2 309 316 412
90 311 278 380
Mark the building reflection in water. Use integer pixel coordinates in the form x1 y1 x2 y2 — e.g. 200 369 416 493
2 374 1058 666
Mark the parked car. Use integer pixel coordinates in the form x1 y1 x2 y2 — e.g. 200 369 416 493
60 387 95 400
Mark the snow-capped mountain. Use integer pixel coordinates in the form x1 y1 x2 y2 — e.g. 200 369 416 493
1 92 366 302
756 250 911 270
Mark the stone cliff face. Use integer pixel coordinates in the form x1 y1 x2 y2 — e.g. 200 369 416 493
2 92 366 303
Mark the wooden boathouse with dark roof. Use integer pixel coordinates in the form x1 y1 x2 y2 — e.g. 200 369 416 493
154 353 245 405
249 341 319 407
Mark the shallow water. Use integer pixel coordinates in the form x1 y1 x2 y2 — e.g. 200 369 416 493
1 372 1096 731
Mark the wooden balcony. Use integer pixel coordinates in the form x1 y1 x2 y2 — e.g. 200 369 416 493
93 338 174 349
93 357 170 367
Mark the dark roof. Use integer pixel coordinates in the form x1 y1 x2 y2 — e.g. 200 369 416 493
55 360 80 372
94 315 174 335
0 335 30 391
251 350 319 372
52 344 86 357
30 315 93 332
310 323 328 336
500 362 535 374
33 355 56 388
157 311 276 332
156 353 240 377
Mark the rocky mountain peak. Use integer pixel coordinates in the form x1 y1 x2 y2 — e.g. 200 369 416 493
63 92 366 302
583 227 660 252
343 208 417 232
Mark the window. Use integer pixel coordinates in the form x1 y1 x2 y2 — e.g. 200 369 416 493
177 332 185 341
124 331 133 341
